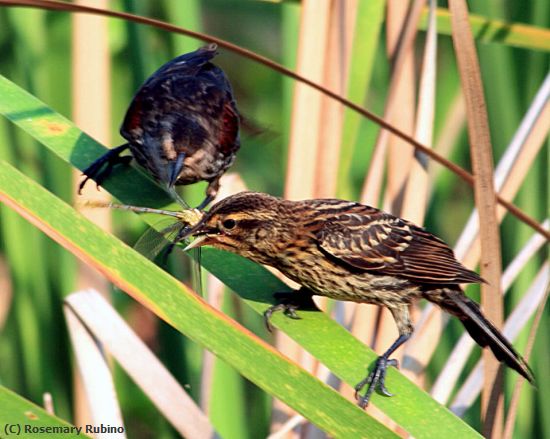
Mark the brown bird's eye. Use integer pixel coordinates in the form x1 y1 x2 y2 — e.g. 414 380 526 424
222 219 237 230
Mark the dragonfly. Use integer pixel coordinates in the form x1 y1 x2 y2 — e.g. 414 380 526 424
87 201 205 294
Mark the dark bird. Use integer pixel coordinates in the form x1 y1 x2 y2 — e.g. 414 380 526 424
79 43 240 209
183 191 535 407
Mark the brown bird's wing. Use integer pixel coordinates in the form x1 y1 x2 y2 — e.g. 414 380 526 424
317 209 484 285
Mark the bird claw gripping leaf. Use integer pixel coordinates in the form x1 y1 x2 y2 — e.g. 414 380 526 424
263 290 319 332
78 145 132 195
355 357 400 408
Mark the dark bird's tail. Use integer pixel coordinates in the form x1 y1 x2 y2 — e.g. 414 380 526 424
437 289 535 384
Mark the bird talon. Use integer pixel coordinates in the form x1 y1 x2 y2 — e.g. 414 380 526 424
78 177 90 195
355 355 400 408
263 316 273 333
263 302 301 332
378 380 394 397
263 303 287 332
284 305 301 320
78 144 130 193
263 289 317 332
387 358 399 369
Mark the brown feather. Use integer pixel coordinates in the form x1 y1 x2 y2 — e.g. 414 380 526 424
317 207 484 285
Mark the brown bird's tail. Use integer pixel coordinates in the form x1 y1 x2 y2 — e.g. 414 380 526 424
438 289 535 384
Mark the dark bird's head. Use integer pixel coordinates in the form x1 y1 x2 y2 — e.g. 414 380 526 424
184 192 288 262
150 43 219 79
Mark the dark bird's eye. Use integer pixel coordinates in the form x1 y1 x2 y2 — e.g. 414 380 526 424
222 219 237 230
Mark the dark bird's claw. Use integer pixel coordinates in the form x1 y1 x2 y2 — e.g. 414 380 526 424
263 290 317 332
355 356 399 408
79 160 106 194
78 144 130 194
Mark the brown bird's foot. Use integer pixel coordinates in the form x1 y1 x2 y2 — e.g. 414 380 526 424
355 332 411 408
355 356 399 408
263 290 317 332
78 144 131 194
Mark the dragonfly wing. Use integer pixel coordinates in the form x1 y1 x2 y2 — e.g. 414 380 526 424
133 220 203 296
134 220 184 260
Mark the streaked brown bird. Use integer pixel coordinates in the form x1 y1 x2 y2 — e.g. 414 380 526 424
79 43 240 209
184 191 535 407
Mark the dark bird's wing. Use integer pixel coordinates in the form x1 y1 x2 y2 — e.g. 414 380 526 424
317 208 484 285
120 44 223 139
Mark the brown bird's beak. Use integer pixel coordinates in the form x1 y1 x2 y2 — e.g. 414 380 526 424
182 220 219 251
183 235 209 251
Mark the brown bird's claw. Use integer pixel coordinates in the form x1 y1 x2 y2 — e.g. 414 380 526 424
355 357 399 408
263 302 300 332
263 290 317 332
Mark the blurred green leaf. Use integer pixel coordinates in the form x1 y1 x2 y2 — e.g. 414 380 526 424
0 3 546 437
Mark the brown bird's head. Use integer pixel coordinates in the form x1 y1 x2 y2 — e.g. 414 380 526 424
184 192 287 262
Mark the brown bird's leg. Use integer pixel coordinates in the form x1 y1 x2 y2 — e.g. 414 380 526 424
355 303 413 408
79 144 131 194
263 288 319 332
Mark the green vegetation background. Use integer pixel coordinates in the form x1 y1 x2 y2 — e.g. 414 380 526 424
0 1 547 438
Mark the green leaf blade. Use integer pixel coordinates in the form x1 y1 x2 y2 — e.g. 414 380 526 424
0 386 90 438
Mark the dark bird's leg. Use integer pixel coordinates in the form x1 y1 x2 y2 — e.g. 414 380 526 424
169 152 186 187
79 144 131 194
196 177 221 210
166 153 189 208
263 288 319 332
196 194 214 211
355 304 413 408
